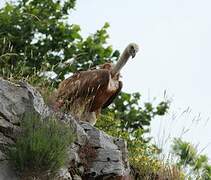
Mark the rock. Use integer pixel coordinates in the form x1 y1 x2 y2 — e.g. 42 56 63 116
57 168 72 180
80 122 130 178
72 175 82 180
0 161 18 180
0 79 131 179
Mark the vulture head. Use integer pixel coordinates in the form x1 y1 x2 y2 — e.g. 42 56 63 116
111 43 139 76
126 43 139 58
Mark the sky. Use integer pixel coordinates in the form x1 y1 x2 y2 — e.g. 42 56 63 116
1 0 211 158
68 0 211 158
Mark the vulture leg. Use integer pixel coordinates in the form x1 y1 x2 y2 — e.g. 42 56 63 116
81 111 97 125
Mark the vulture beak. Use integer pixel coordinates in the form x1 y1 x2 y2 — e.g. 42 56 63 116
131 50 136 58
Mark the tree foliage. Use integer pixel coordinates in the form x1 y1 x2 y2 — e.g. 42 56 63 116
103 92 169 136
0 0 118 80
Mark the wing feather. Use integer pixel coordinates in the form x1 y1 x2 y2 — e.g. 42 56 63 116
57 69 110 103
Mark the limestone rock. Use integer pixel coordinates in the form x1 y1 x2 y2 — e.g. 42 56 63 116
0 79 131 179
57 168 72 180
0 161 18 180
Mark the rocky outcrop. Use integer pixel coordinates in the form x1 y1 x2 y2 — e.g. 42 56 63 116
0 78 130 180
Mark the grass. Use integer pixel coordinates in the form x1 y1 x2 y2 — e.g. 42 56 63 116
5 112 74 178
130 151 185 180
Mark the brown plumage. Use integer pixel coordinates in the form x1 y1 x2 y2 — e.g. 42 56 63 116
54 43 139 125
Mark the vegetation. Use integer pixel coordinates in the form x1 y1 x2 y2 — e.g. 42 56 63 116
5 113 74 178
1 0 210 179
0 0 169 139
0 0 117 85
96 112 185 179
172 138 211 179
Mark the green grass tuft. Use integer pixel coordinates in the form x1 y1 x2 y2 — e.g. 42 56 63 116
6 112 74 178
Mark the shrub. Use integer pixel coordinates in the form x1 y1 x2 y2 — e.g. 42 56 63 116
129 144 161 179
6 112 74 178
130 151 185 180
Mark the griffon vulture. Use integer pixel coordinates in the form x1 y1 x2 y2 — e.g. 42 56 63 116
54 43 139 125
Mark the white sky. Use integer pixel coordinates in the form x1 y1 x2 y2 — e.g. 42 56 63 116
1 0 211 158
68 0 211 158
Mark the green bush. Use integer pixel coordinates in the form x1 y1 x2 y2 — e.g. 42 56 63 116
6 113 74 178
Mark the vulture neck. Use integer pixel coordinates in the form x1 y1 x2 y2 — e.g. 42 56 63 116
111 49 130 76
